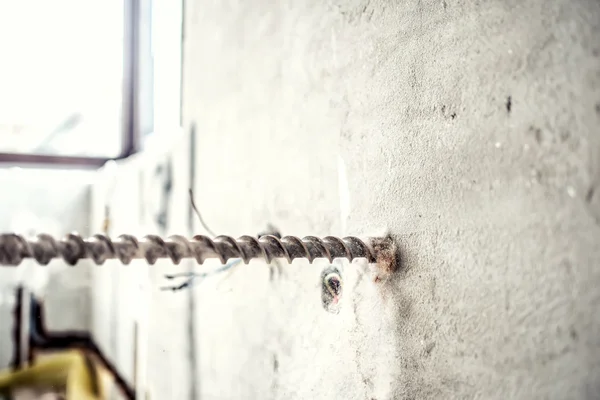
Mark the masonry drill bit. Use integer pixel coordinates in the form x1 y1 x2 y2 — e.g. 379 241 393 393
0 233 398 269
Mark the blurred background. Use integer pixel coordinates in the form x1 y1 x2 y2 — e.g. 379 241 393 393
0 0 599 399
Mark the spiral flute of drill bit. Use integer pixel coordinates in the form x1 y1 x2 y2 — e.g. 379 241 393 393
0 233 392 267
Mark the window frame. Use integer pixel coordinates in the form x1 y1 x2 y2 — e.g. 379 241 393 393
0 0 148 168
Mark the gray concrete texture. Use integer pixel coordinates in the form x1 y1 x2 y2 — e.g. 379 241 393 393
181 0 600 399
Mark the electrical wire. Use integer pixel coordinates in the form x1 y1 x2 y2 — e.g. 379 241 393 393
160 259 242 291
188 188 216 237
160 188 234 291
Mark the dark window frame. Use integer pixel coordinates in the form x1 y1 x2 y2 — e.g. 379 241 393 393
0 0 147 168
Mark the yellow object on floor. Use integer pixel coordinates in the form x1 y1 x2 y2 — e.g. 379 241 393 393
0 350 107 400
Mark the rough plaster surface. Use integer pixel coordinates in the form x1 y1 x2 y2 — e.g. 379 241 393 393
181 0 600 399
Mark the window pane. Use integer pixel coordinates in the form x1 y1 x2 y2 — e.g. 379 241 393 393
0 0 125 158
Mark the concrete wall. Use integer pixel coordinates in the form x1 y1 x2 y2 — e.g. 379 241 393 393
14 0 596 398
180 0 600 399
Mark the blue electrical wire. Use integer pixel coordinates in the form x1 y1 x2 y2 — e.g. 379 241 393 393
160 258 242 291
162 189 281 292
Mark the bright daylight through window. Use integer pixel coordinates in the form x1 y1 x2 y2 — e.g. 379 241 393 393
0 0 125 158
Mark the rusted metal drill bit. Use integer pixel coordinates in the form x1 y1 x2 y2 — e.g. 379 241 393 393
0 233 396 267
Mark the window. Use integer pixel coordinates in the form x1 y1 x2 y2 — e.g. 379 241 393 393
0 0 151 166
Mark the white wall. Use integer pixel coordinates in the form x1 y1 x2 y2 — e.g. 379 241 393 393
89 132 197 399
0 168 94 369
